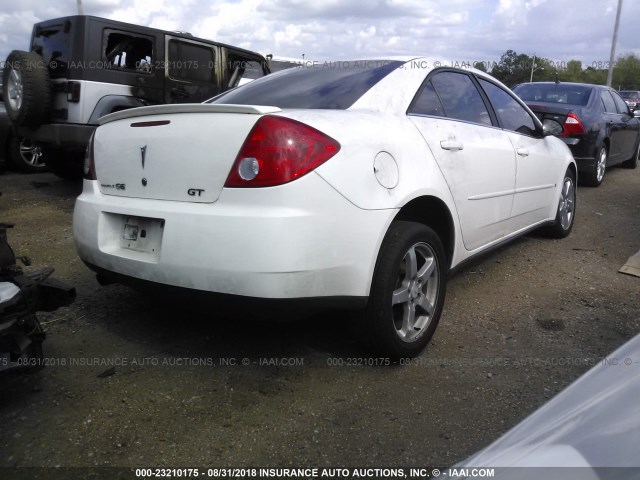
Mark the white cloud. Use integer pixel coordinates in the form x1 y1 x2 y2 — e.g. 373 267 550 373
0 0 638 69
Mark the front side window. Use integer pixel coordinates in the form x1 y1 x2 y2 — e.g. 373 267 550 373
480 79 536 136
224 55 266 89
430 71 491 125
231 59 265 80
611 90 631 114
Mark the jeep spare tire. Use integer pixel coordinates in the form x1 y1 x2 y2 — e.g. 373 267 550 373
3 50 51 127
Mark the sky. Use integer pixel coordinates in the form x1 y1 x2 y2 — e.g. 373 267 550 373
0 0 638 68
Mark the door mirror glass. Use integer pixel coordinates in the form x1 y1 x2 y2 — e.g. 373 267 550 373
542 119 563 136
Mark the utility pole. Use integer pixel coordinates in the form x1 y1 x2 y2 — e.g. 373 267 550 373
530 53 544 82
530 53 536 82
606 0 623 86
77 0 84 15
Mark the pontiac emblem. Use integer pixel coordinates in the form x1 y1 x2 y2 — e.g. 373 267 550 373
140 145 147 168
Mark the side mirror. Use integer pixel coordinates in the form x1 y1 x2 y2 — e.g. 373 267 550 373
542 118 563 137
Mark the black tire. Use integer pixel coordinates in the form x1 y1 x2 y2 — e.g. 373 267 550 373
8 135 48 172
3 50 51 127
44 148 84 180
584 145 607 187
544 168 576 238
622 141 639 169
361 221 447 359
20 340 46 373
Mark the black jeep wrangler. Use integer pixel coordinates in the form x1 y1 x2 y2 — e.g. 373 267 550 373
2 15 270 179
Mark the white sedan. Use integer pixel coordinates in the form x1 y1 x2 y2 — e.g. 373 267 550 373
73 58 576 358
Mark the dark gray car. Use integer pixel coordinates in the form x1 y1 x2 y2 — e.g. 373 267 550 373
514 82 640 187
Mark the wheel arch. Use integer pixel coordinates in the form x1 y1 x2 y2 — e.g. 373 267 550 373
567 160 577 181
391 195 455 268
600 137 610 156
88 95 148 124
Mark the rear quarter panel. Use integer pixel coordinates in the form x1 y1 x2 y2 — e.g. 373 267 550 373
281 110 456 213
279 109 463 270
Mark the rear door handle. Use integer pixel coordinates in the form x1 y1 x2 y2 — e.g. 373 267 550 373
516 148 529 157
440 139 464 151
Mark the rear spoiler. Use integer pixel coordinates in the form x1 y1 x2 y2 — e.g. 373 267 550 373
99 104 282 125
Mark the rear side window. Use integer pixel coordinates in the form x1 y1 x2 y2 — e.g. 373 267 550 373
480 79 536 135
409 81 445 117
430 71 491 125
210 60 403 109
104 30 154 73
601 91 617 114
168 40 215 83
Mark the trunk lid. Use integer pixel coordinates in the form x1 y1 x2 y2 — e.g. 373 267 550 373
523 102 575 125
94 104 280 203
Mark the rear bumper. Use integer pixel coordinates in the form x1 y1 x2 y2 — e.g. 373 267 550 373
73 173 395 300
566 137 597 173
573 155 597 173
560 137 580 146
17 123 95 149
83 262 367 315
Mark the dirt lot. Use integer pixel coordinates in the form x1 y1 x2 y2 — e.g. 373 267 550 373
0 166 639 473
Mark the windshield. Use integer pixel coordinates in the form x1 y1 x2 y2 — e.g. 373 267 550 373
620 91 638 99
514 84 593 106
209 60 403 110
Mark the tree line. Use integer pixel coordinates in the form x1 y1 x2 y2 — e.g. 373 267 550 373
481 49 640 90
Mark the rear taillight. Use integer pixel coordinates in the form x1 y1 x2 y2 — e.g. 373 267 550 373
67 81 81 102
224 116 340 188
83 131 96 180
561 113 585 136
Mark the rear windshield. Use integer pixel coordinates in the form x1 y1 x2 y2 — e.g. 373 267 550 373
209 60 403 109
514 83 593 106
31 21 71 76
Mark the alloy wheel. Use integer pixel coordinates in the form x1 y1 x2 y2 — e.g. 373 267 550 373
7 68 23 112
391 242 439 343
19 138 45 168
596 147 606 183
558 175 575 230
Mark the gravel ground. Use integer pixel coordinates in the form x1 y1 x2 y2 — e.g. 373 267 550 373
0 165 639 474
